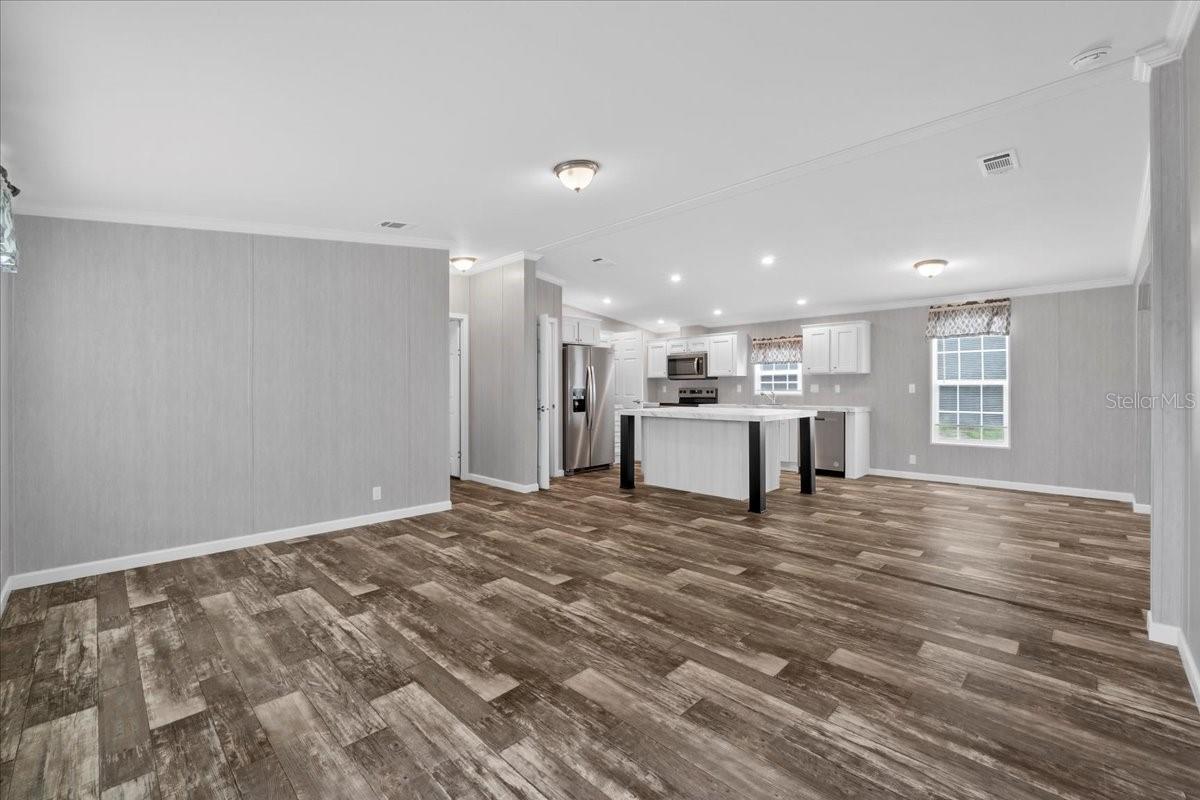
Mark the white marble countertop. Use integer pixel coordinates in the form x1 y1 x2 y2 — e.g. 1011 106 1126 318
620 406 817 422
711 403 871 413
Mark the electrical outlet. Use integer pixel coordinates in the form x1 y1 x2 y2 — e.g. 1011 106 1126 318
908 383 916 394
908 454 917 465
834 384 841 394
372 486 382 501
810 383 819 393
736 384 742 393
660 385 666 394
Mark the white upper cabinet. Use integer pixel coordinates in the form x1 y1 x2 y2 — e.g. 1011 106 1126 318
686 337 709 354
802 327 831 373
666 339 690 355
801 321 870 374
646 340 668 378
706 332 747 377
563 316 600 345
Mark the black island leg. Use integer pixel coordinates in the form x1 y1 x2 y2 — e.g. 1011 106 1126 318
620 414 636 489
748 420 766 513
798 416 815 494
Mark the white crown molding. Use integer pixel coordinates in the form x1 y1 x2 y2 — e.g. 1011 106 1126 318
0 500 451 610
536 57 1135 254
674 276 1132 330
14 206 454 251
455 250 544 278
534 271 567 287
1133 1 1200 81
1130 153 1153 284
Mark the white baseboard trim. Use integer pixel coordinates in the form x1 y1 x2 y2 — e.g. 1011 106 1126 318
1146 610 1181 646
1180 629 1200 713
553 469 565 478
0 500 452 607
1133 503 1151 515
867 468 1135 504
464 473 540 494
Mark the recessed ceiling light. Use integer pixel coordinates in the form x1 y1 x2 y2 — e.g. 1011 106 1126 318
914 259 948 278
449 256 476 272
657 318 665 325
761 255 776 266
553 159 599 192
713 309 723 316
602 297 612 304
796 298 808 306
669 273 682 283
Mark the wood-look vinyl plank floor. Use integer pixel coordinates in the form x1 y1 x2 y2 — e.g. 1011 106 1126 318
1 470 1197 799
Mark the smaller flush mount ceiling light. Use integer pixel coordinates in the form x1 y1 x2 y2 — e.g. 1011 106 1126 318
796 298 808 306
602 297 612 304
450 256 477 273
914 259 948 278
669 273 682 283
657 318 665 325
761 255 776 266
1069 44 1110 71
713 308 723 316
554 160 599 192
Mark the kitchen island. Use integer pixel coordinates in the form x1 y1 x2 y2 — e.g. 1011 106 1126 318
618 406 818 513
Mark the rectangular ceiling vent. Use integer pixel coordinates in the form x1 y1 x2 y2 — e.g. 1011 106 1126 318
978 149 1019 177
379 220 409 229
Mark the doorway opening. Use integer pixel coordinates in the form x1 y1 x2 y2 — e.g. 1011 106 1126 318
449 313 468 479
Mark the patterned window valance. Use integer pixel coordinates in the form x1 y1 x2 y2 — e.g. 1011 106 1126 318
926 298 1011 339
751 335 802 364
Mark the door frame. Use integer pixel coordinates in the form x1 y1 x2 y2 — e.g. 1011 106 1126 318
450 313 469 479
548 317 563 478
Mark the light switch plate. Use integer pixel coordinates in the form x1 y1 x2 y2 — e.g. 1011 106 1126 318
810 384 819 393
372 486 382 501
908 455 917 465
834 384 841 394
909 383 916 394
736 384 742 393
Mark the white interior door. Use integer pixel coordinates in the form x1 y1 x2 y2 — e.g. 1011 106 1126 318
537 313 552 490
609 331 645 460
449 318 462 477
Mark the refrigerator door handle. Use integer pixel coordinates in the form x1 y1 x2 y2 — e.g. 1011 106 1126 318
585 365 593 430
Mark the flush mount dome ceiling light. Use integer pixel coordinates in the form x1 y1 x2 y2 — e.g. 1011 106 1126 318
914 259 948 278
450 256 477 272
554 160 599 192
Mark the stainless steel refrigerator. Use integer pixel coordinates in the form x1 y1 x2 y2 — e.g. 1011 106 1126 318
562 344 614 473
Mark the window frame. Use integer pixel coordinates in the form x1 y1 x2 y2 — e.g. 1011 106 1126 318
929 335 1010 448
753 361 803 396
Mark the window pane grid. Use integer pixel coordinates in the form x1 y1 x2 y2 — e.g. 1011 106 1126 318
754 362 802 394
932 336 1008 446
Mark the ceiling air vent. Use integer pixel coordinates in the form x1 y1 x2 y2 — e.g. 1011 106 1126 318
379 220 409 229
978 149 1019 177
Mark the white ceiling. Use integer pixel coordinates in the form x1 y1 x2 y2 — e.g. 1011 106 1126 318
0 1 1177 327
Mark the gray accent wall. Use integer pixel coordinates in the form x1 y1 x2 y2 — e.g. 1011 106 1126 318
9 215 448 575
1 270 11 590
1147 53 1192 631
1180 23 1199 673
466 259 537 487
651 286 1136 494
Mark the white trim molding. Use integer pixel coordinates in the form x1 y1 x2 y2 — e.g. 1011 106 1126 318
1130 154 1152 284
460 251 544 278
868 468 1135 504
1146 610 1181 646
0 500 451 610
1133 1 1200 81
450 312 470 480
14 209 453 251
464 473 540 494
1180 629 1200 712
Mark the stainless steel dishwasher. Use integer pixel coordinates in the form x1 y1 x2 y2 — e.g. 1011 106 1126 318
813 411 846 475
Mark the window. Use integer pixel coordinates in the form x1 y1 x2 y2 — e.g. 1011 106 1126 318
932 336 1009 446
754 362 802 394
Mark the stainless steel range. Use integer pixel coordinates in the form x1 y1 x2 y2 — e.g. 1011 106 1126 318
676 387 718 406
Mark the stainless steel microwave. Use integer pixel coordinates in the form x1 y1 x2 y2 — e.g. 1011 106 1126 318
667 352 708 380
